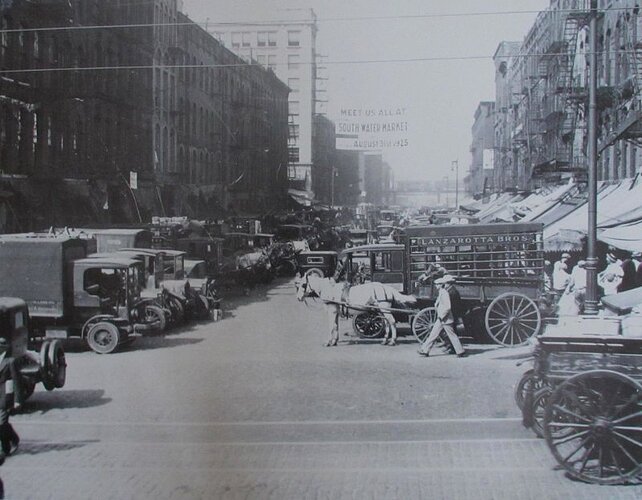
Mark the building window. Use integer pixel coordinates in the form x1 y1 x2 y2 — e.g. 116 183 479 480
267 54 277 71
289 100 299 115
288 147 299 163
288 78 299 92
231 32 241 48
256 54 266 67
242 32 251 47
268 31 277 47
288 54 300 70
288 31 300 47
257 31 267 46
289 123 299 140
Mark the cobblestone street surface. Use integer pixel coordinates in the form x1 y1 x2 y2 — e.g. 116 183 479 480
2 279 641 499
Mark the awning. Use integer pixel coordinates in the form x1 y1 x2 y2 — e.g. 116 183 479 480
543 181 630 240
598 220 642 252
544 228 585 252
518 181 579 222
288 188 314 207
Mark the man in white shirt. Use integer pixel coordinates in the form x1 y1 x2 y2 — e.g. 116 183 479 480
417 275 466 358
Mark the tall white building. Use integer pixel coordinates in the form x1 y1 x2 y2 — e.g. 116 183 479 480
212 9 321 199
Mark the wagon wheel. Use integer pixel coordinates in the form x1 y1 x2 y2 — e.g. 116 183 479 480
411 307 438 344
484 293 541 346
531 387 552 438
544 370 642 485
352 311 387 338
515 369 548 411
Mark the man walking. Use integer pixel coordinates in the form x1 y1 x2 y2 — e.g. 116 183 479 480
417 275 466 358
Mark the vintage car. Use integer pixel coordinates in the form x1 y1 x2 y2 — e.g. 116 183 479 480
347 228 369 247
0 297 66 406
296 251 338 278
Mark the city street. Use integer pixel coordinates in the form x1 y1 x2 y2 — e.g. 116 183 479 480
1 278 639 499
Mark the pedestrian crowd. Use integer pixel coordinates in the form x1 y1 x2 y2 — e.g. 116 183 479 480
555 249 642 315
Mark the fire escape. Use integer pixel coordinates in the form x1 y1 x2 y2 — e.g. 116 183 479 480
598 6 642 152
531 4 591 179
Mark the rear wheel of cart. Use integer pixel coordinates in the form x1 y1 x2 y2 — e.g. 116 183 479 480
86 322 120 354
544 370 642 484
484 293 541 346
411 307 438 344
531 387 552 438
352 312 386 338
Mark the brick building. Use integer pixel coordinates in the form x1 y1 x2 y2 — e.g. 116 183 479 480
0 0 289 232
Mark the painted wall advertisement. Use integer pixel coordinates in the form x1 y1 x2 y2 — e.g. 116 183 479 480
335 106 409 151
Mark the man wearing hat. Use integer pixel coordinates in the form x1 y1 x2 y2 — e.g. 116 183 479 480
598 251 623 296
417 274 466 358
552 253 571 301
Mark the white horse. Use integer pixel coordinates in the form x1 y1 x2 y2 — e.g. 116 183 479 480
295 274 416 346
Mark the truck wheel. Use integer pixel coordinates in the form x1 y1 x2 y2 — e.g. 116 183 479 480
166 295 185 325
39 341 56 390
144 305 167 333
87 322 120 354
47 340 67 388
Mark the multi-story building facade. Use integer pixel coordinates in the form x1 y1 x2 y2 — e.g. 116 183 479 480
489 0 642 193
469 101 496 195
211 9 323 199
174 11 289 213
311 114 335 204
0 0 289 231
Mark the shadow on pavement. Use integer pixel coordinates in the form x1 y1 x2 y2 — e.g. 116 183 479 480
22 389 111 413
16 439 99 456
123 336 204 352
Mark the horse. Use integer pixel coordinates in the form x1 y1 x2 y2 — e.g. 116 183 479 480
295 274 416 347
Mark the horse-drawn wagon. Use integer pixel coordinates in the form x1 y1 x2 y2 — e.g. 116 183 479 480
337 222 546 346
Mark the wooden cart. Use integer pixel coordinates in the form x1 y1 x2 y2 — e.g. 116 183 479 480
523 327 642 484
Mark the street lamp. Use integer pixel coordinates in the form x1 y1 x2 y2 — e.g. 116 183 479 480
451 160 459 211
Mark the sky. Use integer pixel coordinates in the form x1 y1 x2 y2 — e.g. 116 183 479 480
180 0 550 182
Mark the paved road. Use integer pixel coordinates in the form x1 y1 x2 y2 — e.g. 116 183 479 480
2 278 641 499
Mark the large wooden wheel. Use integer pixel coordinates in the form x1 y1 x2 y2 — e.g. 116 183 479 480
484 293 541 346
411 307 438 344
544 370 642 484
352 311 386 338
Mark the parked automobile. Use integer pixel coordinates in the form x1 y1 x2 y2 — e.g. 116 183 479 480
296 251 338 278
0 235 164 354
0 297 66 406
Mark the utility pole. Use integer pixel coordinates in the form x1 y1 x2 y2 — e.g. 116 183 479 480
584 0 599 315
452 159 459 210
330 165 336 207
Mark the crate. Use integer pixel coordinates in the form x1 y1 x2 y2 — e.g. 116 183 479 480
622 314 642 338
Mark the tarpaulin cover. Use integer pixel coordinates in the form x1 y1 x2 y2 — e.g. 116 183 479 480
543 181 630 241
598 220 642 252
601 286 642 314
0 237 87 317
